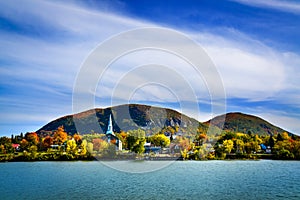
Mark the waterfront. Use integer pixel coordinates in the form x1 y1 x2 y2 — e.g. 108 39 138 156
0 160 300 199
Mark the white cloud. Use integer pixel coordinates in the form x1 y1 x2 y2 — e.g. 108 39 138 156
231 0 300 14
0 0 299 135
94 50 209 102
202 41 286 100
257 112 300 135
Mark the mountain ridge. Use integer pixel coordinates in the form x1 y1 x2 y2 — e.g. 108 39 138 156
205 112 288 135
37 104 201 136
37 104 291 136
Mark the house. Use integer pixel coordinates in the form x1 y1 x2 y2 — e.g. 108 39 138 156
260 144 272 154
50 144 65 150
169 143 180 153
12 144 20 151
144 142 161 154
266 146 272 154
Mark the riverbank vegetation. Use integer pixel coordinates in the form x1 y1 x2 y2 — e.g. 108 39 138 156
0 126 299 162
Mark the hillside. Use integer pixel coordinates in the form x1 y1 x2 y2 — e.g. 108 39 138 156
37 104 291 136
205 112 287 135
37 104 201 136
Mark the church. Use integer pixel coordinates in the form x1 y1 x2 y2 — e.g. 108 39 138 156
105 114 122 151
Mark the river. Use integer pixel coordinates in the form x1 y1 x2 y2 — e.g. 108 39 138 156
0 160 299 199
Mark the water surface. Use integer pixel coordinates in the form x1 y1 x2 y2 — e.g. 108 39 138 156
0 160 299 200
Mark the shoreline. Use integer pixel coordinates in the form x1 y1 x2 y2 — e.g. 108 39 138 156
1 153 299 162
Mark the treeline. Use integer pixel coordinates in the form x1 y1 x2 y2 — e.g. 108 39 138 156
181 131 300 160
1 126 300 161
0 126 92 161
0 126 172 161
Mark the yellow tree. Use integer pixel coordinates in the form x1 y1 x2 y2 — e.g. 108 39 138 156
66 140 77 155
79 140 87 155
99 140 109 153
150 134 170 147
254 134 262 144
236 139 244 153
282 132 290 140
87 142 93 153
245 141 261 154
181 149 189 160
223 139 234 154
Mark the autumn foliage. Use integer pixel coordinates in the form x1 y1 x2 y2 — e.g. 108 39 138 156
53 126 67 145
25 132 39 145
42 136 53 149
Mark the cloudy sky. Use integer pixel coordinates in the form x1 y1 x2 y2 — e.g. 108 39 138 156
0 0 300 136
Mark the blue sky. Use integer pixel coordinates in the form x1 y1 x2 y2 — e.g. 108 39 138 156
0 0 300 136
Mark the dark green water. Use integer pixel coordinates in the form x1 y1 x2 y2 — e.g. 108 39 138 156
0 160 299 200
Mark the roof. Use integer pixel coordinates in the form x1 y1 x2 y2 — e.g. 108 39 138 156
12 144 20 148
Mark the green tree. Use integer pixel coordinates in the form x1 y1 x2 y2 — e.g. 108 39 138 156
105 143 117 157
0 137 14 154
268 136 276 148
126 129 146 154
195 145 210 160
20 139 30 151
273 139 300 159
292 140 300 159
29 145 38 159
222 132 237 141
244 141 260 154
132 139 145 154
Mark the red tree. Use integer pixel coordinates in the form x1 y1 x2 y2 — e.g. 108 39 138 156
42 136 53 149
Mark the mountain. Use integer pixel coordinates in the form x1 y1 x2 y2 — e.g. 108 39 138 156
37 104 201 135
205 112 287 135
37 104 291 136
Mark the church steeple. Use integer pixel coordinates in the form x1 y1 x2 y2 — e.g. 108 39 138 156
105 114 122 151
106 114 114 135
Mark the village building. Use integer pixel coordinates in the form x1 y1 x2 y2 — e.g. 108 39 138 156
106 114 122 151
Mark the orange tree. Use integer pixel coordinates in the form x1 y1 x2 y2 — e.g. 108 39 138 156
25 132 39 146
53 126 68 145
